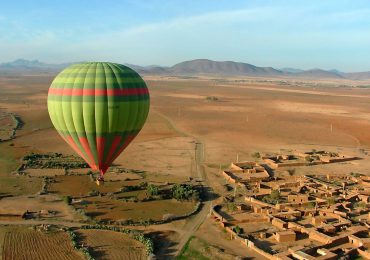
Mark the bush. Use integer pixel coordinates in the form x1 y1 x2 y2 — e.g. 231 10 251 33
63 196 72 205
262 190 281 205
171 184 199 201
205 96 219 101
233 225 243 234
251 152 261 159
270 190 280 200
226 202 237 212
354 201 366 209
146 184 159 196
88 190 100 196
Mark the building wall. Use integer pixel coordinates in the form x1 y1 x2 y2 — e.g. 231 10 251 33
275 232 296 242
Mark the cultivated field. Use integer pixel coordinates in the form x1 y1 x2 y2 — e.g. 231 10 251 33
77 229 146 260
2 228 83 260
75 196 197 222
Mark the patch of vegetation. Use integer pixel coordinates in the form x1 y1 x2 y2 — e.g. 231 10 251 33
22 153 88 169
205 96 219 101
146 184 159 196
350 172 361 178
232 225 244 234
251 152 261 159
172 184 199 201
262 190 282 205
120 182 147 192
354 201 366 209
66 228 95 260
63 195 72 205
88 190 100 196
226 202 237 212
176 236 210 260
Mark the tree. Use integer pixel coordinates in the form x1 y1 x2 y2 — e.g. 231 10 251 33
63 196 72 205
251 152 261 159
146 184 159 196
171 184 199 201
233 225 243 234
270 190 280 200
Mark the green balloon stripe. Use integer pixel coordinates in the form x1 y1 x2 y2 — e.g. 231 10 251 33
51 81 145 89
48 95 149 102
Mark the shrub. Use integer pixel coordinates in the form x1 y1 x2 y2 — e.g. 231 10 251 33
146 184 159 196
226 202 237 212
205 96 219 101
262 190 281 205
354 201 366 209
233 225 243 234
251 152 261 159
171 184 199 201
63 196 72 205
88 190 100 196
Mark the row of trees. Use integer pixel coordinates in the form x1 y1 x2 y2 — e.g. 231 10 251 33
23 153 88 169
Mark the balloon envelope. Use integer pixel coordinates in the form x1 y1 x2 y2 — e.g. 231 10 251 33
47 62 150 175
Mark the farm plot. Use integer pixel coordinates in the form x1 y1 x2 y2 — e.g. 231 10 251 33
77 229 146 260
76 196 198 222
47 175 129 196
2 229 83 260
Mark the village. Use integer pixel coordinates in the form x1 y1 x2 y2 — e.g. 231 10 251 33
212 150 370 259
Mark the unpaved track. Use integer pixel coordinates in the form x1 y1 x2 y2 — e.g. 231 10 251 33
153 111 212 258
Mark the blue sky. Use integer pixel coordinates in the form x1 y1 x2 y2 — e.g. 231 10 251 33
0 0 370 71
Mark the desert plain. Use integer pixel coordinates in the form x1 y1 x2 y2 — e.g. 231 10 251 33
1 72 370 259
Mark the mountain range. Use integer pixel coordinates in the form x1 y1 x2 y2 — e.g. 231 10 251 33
1 58 370 80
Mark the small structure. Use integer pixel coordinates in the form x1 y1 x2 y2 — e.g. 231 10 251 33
275 230 296 242
222 161 269 185
288 194 309 203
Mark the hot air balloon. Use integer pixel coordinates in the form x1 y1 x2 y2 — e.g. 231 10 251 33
47 62 150 183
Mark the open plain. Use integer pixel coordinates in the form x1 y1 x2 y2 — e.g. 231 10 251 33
1 73 370 259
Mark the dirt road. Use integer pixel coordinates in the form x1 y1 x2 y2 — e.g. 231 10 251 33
153 111 212 258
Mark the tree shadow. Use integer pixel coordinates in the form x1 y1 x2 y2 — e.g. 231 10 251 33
146 231 178 260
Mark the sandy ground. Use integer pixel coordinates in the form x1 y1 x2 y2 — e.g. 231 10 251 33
2 74 370 258
0 194 79 221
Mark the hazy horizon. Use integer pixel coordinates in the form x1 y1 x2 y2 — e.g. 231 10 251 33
1 0 370 72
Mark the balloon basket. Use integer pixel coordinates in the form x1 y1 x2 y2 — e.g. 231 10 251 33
96 177 104 186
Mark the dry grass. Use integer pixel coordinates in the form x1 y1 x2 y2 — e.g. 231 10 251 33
48 175 127 197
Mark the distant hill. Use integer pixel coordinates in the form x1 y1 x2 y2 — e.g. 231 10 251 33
280 67 304 73
167 59 283 76
1 58 370 80
0 59 69 72
344 71 370 80
293 69 345 79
